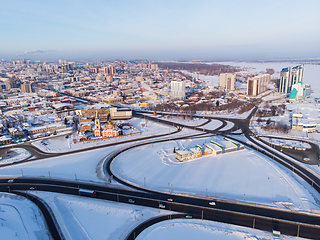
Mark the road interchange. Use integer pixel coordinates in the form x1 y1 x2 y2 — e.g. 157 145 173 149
1 107 320 239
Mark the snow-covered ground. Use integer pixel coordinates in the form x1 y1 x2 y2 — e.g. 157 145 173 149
111 136 320 212
137 218 303 240
251 101 320 141
0 148 31 165
0 147 118 184
0 192 51 240
159 115 208 126
260 137 311 149
0 128 203 183
196 110 252 119
32 117 177 153
32 191 168 240
199 119 223 130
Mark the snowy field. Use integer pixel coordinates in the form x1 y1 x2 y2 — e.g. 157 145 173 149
0 146 119 184
137 218 303 240
0 192 51 240
26 191 168 240
0 148 31 165
32 117 177 153
111 136 320 212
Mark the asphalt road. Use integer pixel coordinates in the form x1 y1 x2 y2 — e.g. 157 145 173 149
1 178 320 239
257 135 319 165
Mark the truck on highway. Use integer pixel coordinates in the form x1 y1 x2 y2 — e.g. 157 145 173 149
78 189 97 197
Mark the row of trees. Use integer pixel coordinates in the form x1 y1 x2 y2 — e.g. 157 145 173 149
156 62 240 76
255 104 286 117
152 99 258 116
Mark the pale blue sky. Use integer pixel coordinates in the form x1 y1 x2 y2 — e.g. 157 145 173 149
0 0 319 60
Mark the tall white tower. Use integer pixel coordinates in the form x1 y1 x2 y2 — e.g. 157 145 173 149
171 80 185 100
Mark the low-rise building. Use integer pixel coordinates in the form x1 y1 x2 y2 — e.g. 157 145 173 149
0 135 13 145
175 149 193 162
102 95 123 104
79 122 93 132
27 122 67 135
204 142 223 155
110 108 132 120
190 147 202 158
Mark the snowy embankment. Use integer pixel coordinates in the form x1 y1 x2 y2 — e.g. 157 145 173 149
156 115 208 126
0 148 31 166
198 119 223 130
217 121 235 131
32 191 168 240
137 218 303 240
0 192 51 240
111 136 320 212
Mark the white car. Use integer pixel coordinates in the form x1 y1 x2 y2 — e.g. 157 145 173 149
128 199 135 203
167 198 173 202
186 215 192 219
159 204 165 209
209 201 216 206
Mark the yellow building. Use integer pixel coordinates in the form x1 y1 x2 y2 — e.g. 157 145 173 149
140 102 150 107
102 96 123 104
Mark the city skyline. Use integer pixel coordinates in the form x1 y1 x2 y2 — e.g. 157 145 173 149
1 0 320 61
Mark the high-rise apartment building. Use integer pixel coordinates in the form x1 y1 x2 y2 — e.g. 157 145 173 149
219 73 236 91
5 79 18 90
279 65 304 94
247 74 270 96
109 65 116 75
21 83 32 93
171 80 185 100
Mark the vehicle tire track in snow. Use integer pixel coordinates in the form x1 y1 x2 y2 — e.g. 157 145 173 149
52 197 91 240
254 151 306 210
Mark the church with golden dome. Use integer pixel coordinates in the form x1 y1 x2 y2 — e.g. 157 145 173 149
94 111 120 138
